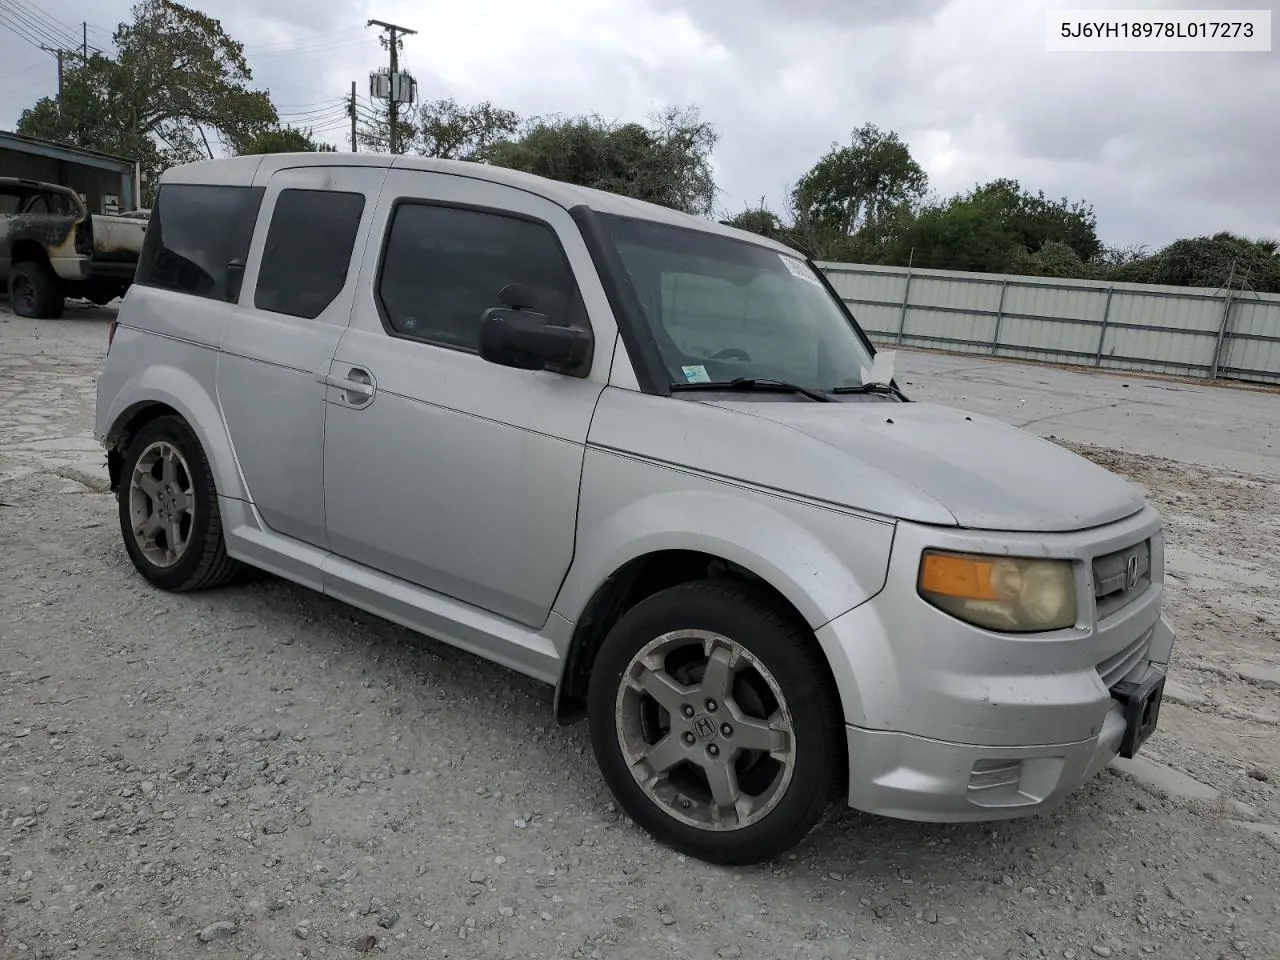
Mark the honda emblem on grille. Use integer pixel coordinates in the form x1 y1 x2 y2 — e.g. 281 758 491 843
1125 553 1139 591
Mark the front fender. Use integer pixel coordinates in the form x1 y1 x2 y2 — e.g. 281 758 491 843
555 448 896 633
98 329 247 502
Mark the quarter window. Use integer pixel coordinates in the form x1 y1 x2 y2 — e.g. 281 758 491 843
254 189 366 319
376 203 587 353
135 184 265 302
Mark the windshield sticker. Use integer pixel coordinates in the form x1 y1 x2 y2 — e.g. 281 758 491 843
681 364 712 384
779 254 823 286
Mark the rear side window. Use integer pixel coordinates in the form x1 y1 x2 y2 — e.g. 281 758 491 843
41 191 72 215
135 184 265 302
254 189 366 319
376 203 587 353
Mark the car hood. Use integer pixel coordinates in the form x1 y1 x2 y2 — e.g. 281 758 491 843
718 399 1146 531
589 390 1147 532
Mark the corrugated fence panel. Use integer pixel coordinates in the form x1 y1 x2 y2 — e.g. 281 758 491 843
996 282 1110 364
814 261 1280 385
1222 298 1280 383
903 273 1001 350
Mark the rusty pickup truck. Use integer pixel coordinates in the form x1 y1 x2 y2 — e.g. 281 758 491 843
1 177 145 318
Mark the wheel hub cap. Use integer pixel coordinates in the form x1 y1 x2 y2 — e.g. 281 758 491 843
127 440 196 568
615 629 796 832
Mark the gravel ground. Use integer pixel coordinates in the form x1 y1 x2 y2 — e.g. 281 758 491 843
2 305 1279 960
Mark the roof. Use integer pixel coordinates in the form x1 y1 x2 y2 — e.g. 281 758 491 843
0 176 80 195
161 151 802 256
0 130 137 172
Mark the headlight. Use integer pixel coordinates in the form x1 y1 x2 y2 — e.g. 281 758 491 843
917 550 1078 633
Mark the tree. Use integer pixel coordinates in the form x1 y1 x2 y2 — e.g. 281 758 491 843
17 53 153 167
885 178 1101 273
483 105 719 216
965 179 1101 263
884 193 1017 272
723 201 785 240
1110 233 1280 293
17 0 277 195
1009 240 1100 280
791 124 928 239
358 96 520 159
238 126 337 155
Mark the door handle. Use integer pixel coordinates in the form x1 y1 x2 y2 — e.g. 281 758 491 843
324 367 375 401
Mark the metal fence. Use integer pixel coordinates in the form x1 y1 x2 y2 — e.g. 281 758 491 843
816 261 1280 385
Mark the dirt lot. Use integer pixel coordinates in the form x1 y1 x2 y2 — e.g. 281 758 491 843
2 306 1279 960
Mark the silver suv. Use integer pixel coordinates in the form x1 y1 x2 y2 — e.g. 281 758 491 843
95 154 1174 865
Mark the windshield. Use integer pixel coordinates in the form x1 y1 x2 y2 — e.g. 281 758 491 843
600 214 876 393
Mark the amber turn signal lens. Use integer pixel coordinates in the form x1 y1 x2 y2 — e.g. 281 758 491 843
918 552 999 601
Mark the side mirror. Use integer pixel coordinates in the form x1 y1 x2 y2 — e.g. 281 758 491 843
478 307 592 373
225 259 246 303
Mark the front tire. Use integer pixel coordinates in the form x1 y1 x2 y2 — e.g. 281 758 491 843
8 260 65 319
587 580 843 865
117 416 241 592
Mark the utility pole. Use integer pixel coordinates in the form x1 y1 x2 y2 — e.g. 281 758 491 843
39 47 65 104
366 19 416 154
349 81 358 153
82 22 88 61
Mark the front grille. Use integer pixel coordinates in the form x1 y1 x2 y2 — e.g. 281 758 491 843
1092 538 1151 620
1096 628 1153 689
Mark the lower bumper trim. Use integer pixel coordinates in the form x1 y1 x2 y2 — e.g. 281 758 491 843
845 704 1130 822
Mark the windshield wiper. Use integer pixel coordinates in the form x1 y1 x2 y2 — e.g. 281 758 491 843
671 377 832 402
829 380 909 401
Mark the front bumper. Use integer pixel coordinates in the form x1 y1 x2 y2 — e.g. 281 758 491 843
844 650 1168 821
813 506 1176 821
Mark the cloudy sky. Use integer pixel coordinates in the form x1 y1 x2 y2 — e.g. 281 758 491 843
1 0 1276 252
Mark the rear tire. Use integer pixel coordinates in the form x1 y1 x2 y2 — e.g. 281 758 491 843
587 579 843 865
8 260 65 319
117 415 241 592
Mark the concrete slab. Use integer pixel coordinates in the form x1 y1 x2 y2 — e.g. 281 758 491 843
1162 679 1206 709
896 351 1280 477
1235 663 1280 691
1111 757 1221 803
1229 821 1280 847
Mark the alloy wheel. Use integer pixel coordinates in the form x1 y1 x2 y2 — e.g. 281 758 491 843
614 629 796 831
127 440 196 568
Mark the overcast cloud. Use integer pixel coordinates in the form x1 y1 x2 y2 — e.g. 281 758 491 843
1 0 1276 250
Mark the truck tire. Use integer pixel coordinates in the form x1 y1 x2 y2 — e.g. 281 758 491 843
8 260 65 319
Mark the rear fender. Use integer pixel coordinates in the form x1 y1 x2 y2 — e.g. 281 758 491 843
101 348 247 502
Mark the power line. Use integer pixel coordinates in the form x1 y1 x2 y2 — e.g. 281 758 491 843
279 108 354 125
273 97 353 111
242 27 368 54
252 36 375 60
276 99 349 119
11 0 74 36
0 0 74 43
0 0 71 50
0 0 103 57
0 56 45 83
0 75 54 103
